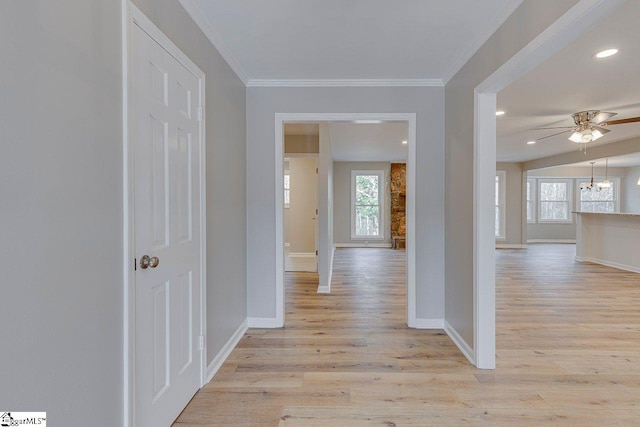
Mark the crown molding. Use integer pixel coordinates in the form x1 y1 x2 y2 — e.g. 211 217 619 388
441 0 525 85
178 0 249 85
247 79 443 88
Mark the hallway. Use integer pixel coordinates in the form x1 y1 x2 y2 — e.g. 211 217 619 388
174 246 640 425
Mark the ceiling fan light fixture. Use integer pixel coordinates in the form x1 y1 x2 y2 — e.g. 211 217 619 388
591 128 604 141
569 132 583 143
595 48 618 59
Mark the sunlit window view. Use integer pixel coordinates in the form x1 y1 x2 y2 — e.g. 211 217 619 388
353 174 381 237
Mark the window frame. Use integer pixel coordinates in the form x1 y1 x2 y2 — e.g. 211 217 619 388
495 171 506 240
537 178 573 224
526 178 536 223
351 170 385 240
576 176 620 213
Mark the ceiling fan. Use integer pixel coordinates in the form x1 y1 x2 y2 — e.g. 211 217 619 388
531 110 640 148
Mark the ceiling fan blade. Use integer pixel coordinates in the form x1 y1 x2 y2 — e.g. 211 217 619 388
531 126 575 130
592 126 611 134
591 111 617 124
603 116 640 126
537 130 573 141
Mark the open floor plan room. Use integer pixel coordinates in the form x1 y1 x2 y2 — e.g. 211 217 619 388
174 246 640 425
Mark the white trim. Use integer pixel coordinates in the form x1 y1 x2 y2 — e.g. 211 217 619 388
351 170 385 240
123 4 207 425
321 247 335 294
575 256 640 274
275 113 417 328
444 320 476 366
121 1 132 425
410 318 445 329
205 320 248 383
527 178 537 223
178 0 249 84
527 239 576 244
495 243 527 249
473 0 626 371
333 243 392 248
288 252 317 258
441 0 525 84
247 317 281 328
248 79 442 88
284 153 320 158
473 92 497 370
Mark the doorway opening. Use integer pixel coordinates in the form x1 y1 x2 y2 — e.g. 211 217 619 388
275 113 417 328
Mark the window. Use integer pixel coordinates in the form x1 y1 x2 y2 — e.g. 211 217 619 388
578 178 618 213
284 171 290 208
495 171 506 239
351 170 384 239
538 179 572 223
526 178 536 223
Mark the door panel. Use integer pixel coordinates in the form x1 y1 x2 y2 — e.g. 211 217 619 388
132 19 202 427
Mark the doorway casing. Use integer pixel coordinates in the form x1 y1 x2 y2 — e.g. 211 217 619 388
122 2 207 425
274 113 417 327
472 0 627 369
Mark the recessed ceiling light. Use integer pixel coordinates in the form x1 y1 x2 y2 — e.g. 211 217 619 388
527 140 536 145
496 111 505 116
402 140 408 145
595 48 618 59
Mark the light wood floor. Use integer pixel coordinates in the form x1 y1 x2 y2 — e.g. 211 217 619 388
175 245 640 426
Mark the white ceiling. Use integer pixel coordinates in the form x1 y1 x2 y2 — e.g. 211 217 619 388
330 122 408 162
497 1 640 162
183 0 520 82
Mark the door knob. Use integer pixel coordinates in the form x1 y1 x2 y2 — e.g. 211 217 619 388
140 255 160 269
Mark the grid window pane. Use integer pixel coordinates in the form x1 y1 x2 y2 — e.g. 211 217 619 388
495 207 500 237
540 201 568 220
355 205 380 236
527 201 533 221
540 182 567 201
581 201 615 213
353 172 382 237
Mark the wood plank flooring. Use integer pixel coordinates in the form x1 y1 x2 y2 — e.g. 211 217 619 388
174 245 640 426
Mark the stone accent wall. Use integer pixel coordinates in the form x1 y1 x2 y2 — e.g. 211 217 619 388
390 163 406 248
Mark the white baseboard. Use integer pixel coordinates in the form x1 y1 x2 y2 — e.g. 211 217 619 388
527 239 576 244
288 252 316 258
409 318 444 329
575 256 640 274
495 243 527 249
206 319 248 383
247 317 281 328
317 247 335 294
444 320 476 366
333 243 392 248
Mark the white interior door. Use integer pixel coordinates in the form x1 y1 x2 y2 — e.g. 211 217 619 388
131 19 203 427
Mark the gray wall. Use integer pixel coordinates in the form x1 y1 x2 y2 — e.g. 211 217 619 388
334 162 392 245
0 1 246 424
444 0 579 348
246 86 445 320
0 1 122 424
132 0 247 366
625 166 640 213
496 163 526 246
